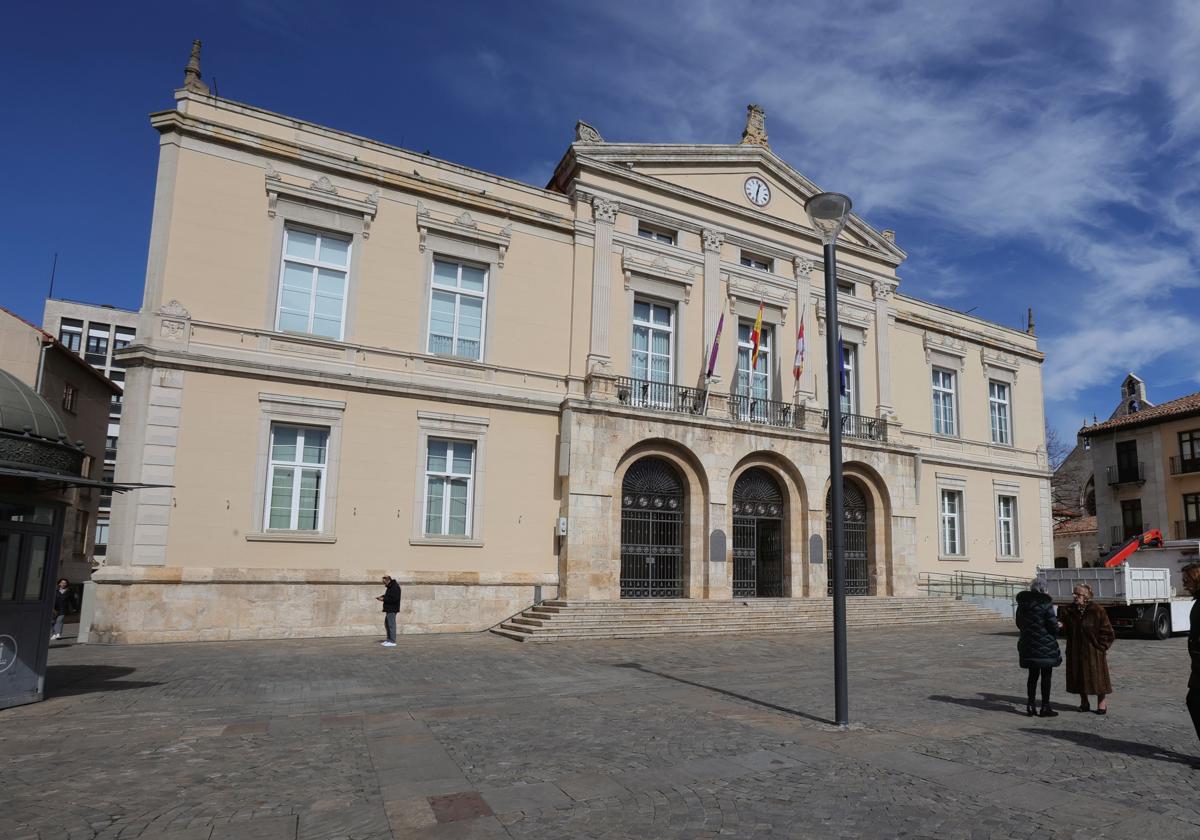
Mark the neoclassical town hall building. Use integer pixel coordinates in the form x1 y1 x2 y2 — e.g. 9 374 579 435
94 50 1052 642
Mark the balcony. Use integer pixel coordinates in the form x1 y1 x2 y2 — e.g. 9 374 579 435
726 394 807 430
1110 525 1142 545
615 377 706 416
1177 521 1200 541
821 410 888 442
1106 462 1144 486
1170 456 1200 476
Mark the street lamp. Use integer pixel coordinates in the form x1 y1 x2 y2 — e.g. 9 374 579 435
804 191 853 728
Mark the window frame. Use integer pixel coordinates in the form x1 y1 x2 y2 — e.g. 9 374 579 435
840 342 858 416
739 251 773 272
262 423 330 533
61 383 77 413
932 367 958 437
1180 430 1200 464
637 223 676 246
1183 493 1200 540
735 319 773 399
988 379 1012 445
996 494 1018 558
422 438 477 538
426 256 489 361
939 488 964 556
631 298 676 387
411 412 489 547
58 320 82 352
274 225 352 341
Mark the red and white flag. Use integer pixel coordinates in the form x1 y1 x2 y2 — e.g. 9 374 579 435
793 321 806 380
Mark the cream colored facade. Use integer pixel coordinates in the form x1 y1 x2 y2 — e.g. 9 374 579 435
94 83 1051 643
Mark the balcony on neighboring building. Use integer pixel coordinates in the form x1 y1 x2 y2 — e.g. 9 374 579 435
1106 462 1145 486
1169 455 1200 476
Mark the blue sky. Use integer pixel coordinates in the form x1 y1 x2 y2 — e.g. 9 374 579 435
3 1 1198 440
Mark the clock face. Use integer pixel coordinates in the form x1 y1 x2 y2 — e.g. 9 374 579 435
744 177 771 207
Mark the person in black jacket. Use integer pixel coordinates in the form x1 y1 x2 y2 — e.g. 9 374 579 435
1182 563 1200 764
1015 578 1062 717
51 578 76 640
376 575 402 647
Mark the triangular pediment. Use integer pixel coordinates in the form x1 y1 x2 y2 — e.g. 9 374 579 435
558 143 903 263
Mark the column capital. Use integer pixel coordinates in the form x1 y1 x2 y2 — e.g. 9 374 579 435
793 256 815 281
702 228 725 252
592 196 619 224
872 279 895 301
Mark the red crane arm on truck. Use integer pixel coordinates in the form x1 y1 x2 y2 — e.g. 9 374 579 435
1103 529 1164 568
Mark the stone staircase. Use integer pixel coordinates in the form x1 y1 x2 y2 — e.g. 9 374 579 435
491 597 1005 642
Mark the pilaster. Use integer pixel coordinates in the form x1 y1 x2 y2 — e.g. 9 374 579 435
793 257 815 403
702 229 724 377
872 280 896 420
588 197 618 370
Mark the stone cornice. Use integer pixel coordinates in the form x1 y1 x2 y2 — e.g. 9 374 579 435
895 309 1043 363
622 248 701 298
266 173 379 236
416 200 512 265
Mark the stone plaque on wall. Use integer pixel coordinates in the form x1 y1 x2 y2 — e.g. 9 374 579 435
709 529 727 563
809 534 824 564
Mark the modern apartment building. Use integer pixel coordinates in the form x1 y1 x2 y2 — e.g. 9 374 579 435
92 51 1052 643
42 300 137 564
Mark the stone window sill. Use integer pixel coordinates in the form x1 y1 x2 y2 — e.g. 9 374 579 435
245 532 337 544
937 554 969 562
409 537 484 548
995 556 1024 563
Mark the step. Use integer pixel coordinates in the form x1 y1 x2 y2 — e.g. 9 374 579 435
508 609 994 629
498 612 1000 635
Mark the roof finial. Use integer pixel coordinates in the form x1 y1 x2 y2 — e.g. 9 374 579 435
740 104 769 147
1026 306 1036 336
575 120 604 143
183 39 210 94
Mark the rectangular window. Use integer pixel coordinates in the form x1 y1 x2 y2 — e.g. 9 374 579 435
1115 440 1139 483
109 394 122 417
427 258 487 361
637 224 675 245
59 319 82 352
840 343 857 416
424 439 475 537
105 436 118 461
276 227 350 340
85 327 110 366
1183 494 1200 540
837 281 855 296
736 320 772 419
631 299 674 387
1121 499 1143 541
989 380 1011 445
932 368 957 436
997 495 1018 556
1180 430 1200 473
264 424 328 531
740 252 772 272
61 383 77 413
114 328 135 350
940 489 964 555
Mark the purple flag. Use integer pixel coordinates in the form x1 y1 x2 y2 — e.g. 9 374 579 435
706 311 724 379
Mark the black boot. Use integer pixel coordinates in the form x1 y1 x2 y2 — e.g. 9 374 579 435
1039 702 1058 718
1026 700 1037 717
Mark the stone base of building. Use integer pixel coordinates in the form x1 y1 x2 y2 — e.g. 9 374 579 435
87 566 558 644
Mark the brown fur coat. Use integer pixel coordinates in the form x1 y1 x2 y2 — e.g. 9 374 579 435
1059 601 1114 695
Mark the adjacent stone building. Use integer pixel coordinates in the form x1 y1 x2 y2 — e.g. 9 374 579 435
93 50 1052 643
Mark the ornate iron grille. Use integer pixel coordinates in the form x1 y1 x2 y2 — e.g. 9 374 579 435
732 468 785 597
620 457 685 598
827 480 870 596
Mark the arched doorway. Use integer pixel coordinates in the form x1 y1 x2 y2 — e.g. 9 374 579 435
826 479 870 596
732 468 784 597
620 457 685 598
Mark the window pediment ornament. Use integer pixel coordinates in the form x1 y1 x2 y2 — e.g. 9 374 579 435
726 274 790 321
264 171 379 237
982 347 1020 381
622 248 698 301
814 298 871 336
923 331 967 365
416 200 513 266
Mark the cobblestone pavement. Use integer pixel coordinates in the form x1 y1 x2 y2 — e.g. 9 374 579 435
4 620 1200 839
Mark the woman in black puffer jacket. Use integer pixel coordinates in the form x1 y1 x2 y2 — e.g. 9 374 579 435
1015 578 1062 717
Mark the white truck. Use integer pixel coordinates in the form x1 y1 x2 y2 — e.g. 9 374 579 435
1037 535 1200 639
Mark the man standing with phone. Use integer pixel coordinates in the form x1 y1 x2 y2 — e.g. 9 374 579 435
376 575 402 647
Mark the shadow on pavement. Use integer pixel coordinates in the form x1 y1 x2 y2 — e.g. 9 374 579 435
1025 728 1199 766
614 662 835 725
928 692 1073 715
45 665 163 698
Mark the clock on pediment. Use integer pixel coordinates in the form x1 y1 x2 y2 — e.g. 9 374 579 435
744 177 771 207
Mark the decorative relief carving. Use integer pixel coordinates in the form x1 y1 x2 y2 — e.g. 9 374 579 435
793 257 814 281
872 280 895 301
454 211 478 228
157 300 191 319
702 229 725 253
416 203 512 266
815 299 871 336
310 176 336 193
575 120 604 143
0 432 84 476
265 162 281 181
923 331 968 364
366 189 380 205
592 197 619 225
416 200 431 218
981 347 1020 381
160 320 188 341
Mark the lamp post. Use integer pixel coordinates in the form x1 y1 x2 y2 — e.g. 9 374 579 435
804 191 854 728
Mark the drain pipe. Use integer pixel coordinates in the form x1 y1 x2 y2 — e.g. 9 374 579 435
34 334 52 393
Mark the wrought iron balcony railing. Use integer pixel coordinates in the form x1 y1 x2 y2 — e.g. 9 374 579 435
1177 520 1200 541
1170 456 1200 476
726 394 806 430
615 377 706 416
819 410 888 442
1106 462 1145 486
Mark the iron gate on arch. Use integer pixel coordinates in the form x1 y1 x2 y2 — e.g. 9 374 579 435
620 457 685 598
732 468 785 597
826 479 870 596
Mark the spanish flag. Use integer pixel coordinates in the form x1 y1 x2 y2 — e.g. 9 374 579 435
793 321 805 381
750 301 765 369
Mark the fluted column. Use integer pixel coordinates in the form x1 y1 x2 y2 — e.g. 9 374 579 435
588 197 618 369
702 229 724 380
872 279 895 419
793 256 815 402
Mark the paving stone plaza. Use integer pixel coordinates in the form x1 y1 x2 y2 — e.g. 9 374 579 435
3 621 1199 840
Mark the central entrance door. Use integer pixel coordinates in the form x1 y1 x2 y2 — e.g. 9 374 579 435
826 480 870 596
732 468 784 597
620 457 685 598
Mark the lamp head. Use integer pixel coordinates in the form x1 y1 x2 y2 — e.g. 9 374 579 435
804 192 853 245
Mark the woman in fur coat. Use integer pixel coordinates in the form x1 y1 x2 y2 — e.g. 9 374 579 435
1015 578 1062 717
1060 583 1115 714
